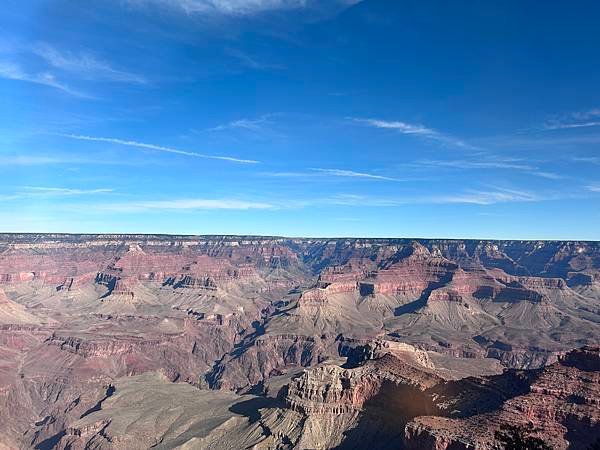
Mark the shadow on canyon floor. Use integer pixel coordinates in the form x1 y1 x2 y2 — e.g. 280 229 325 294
229 396 279 424
334 380 437 450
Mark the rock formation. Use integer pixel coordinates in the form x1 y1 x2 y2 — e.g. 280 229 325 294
0 234 597 448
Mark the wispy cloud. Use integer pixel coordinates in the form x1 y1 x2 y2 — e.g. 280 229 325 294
124 0 361 16
202 114 286 140
417 158 534 171
0 153 163 167
431 188 539 205
322 187 544 207
532 171 564 180
350 118 478 150
493 134 600 148
207 115 274 133
0 61 89 97
21 186 114 196
324 194 402 207
259 168 404 181
573 156 600 165
415 158 565 180
90 198 274 212
543 108 600 130
569 108 600 120
0 186 114 202
310 168 403 181
587 184 600 193
59 187 542 215
59 134 259 164
0 42 144 99
0 155 67 166
544 121 600 130
31 43 147 84
226 48 285 70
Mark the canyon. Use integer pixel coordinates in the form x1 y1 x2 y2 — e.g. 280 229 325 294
0 234 598 449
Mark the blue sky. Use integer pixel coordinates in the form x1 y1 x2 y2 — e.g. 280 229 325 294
1 0 599 239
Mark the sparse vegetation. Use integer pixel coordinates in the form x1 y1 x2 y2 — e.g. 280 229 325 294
493 423 552 450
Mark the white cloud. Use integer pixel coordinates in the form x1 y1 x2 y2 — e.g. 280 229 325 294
587 184 600 193
321 187 542 207
416 159 564 180
324 194 402 207
0 194 21 201
0 155 66 166
259 168 404 181
60 134 259 164
0 153 164 167
571 108 600 120
0 61 89 97
350 118 478 150
310 168 403 181
92 198 274 212
432 188 538 205
21 186 114 196
417 158 534 171
353 118 436 135
531 171 564 180
543 108 600 130
226 49 285 70
0 186 114 202
544 121 600 130
207 115 273 133
125 0 361 16
31 43 146 84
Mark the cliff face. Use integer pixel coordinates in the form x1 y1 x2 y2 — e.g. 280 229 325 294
0 234 597 448
403 346 600 450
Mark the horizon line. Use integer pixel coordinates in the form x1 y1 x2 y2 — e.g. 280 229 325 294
0 231 597 243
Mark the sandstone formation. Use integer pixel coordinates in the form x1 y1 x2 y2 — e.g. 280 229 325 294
0 234 597 449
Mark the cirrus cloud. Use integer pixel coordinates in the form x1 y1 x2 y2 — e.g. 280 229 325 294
349 117 479 150
124 0 362 16
59 134 259 164
89 198 275 212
